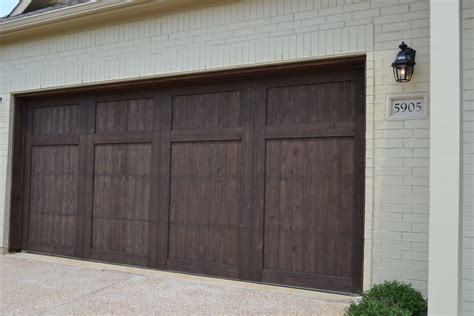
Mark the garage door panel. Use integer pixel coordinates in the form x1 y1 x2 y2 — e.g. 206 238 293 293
172 91 241 129
91 143 152 263
32 105 81 136
264 138 354 234
95 99 154 133
262 73 361 292
168 141 241 270
170 142 241 226
264 135 353 276
31 145 79 175
28 145 79 254
266 81 356 126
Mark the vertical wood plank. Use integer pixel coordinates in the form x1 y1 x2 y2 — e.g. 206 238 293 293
157 91 172 269
21 106 33 250
148 131 162 266
81 97 96 259
82 133 95 259
148 93 163 267
75 96 94 258
75 134 87 258
249 84 267 281
9 98 26 251
239 86 255 280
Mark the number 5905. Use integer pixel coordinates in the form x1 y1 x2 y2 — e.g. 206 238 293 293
393 102 422 114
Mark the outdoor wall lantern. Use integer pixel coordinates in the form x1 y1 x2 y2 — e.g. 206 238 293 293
391 42 416 82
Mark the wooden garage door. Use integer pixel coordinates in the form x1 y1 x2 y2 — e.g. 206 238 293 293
18 66 365 293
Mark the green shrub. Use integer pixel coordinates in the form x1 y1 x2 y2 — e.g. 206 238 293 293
346 299 411 316
346 281 428 316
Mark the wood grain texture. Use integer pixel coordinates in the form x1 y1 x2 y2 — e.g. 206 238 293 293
28 145 79 254
96 99 154 133
16 64 365 293
261 76 362 291
32 105 80 136
168 141 241 267
266 81 355 126
172 91 241 129
91 143 152 264
9 99 26 251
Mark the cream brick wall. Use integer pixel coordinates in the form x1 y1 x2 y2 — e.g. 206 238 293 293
463 0 474 314
0 0 431 294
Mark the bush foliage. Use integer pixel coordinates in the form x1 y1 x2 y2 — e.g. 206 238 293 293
346 281 428 316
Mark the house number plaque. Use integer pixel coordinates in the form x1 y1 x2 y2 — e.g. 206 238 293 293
387 94 429 120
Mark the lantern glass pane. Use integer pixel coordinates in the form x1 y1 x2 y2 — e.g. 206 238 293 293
406 66 413 81
393 65 414 82
399 66 406 81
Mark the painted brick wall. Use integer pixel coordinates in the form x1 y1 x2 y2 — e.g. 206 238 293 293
463 0 474 314
0 0 430 294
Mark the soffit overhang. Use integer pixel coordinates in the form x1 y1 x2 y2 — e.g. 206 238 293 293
0 0 237 46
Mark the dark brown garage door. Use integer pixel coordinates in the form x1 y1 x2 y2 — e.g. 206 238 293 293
15 65 365 293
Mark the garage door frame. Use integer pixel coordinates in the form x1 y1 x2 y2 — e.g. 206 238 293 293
9 56 366 293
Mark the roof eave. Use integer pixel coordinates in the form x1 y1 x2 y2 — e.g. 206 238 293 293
0 0 237 46
1 1 136 32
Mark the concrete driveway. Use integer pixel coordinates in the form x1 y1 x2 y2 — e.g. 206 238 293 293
0 253 351 315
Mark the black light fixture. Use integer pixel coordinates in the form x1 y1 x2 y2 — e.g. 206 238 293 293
391 42 416 82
